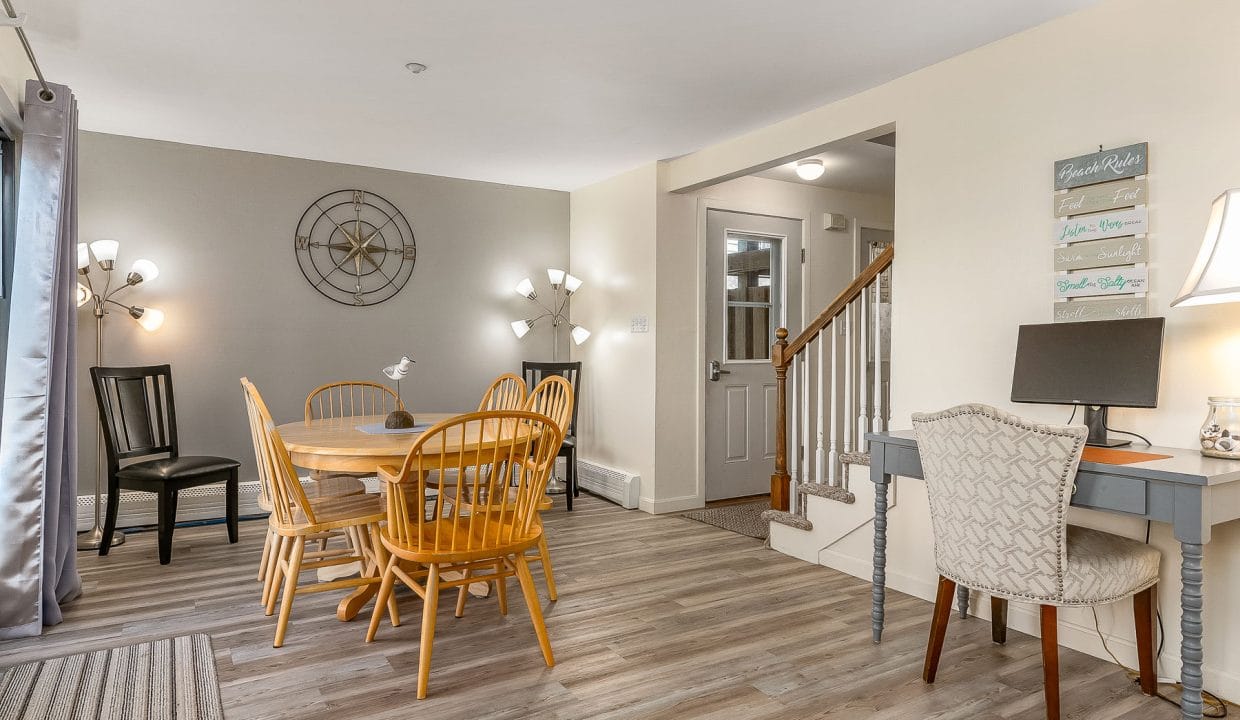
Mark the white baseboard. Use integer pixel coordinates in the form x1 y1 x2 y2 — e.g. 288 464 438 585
639 493 702 514
75 480 266 531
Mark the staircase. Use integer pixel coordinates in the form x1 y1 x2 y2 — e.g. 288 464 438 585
765 244 893 547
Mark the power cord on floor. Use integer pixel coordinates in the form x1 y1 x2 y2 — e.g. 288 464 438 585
1091 606 1230 717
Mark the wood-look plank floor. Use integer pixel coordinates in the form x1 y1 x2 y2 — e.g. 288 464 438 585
2 495 1176 719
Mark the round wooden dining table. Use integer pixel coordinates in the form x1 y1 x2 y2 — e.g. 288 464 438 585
274 412 541 619
277 412 458 474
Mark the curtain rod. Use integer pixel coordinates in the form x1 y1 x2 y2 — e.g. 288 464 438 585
1 0 53 102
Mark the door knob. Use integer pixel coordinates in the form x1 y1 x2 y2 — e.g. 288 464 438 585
708 360 731 382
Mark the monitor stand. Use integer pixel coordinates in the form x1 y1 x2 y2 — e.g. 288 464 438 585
1083 405 1131 448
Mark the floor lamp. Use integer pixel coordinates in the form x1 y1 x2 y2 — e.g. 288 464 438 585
511 268 589 493
75 239 166 551
510 268 590 361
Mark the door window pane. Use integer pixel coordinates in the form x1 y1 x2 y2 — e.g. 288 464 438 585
725 233 780 360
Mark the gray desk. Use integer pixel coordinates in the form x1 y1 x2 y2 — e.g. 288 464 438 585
866 430 1240 720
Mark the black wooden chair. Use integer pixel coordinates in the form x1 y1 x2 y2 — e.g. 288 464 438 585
522 361 581 510
90 365 240 564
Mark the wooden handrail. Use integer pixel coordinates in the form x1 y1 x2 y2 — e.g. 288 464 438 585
778 245 894 365
768 244 893 511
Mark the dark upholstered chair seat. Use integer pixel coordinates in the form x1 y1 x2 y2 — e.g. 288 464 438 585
117 456 241 483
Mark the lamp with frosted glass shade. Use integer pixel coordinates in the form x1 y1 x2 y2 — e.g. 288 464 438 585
510 268 589 360
75 239 168 551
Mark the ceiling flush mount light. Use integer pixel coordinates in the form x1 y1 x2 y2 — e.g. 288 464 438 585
511 268 589 359
405 62 428 74
795 158 825 181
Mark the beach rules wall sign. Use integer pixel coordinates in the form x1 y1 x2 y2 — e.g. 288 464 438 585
1051 142 1149 321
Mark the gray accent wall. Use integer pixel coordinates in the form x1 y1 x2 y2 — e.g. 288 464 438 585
76 132 568 494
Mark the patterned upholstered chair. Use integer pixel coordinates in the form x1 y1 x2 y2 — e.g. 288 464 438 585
912 404 1160 720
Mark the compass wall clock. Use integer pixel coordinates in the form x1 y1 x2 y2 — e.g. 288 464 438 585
294 189 416 306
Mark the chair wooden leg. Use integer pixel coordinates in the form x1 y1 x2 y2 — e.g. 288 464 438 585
923 575 956 683
513 553 554 667
991 596 1008 645
367 555 399 643
157 489 179 565
261 529 282 606
367 524 399 628
226 470 239 544
416 564 441 700
1040 605 1060 720
570 448 579 498
454 568 472 619
536 535 558 602
495 560 508 616
274 538 305 648
266 535 289 617
99 478 121 556
258 528 272 583
1133 586 1157 696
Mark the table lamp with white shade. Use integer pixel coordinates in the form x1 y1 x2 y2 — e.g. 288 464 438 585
1172 189 1240 458
75 239 167 550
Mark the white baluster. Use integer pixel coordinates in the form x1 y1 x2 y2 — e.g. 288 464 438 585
789 355 799 486
858 283 869 448
815 334 825 484
873 275 884 434
842 301 853 468
801 351 810 488
828 317 839 486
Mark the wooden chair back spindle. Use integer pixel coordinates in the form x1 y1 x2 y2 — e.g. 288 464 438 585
381 410 561 560
305 381 402 421
524 375 574 435
478 373 528 412
243 378 316 527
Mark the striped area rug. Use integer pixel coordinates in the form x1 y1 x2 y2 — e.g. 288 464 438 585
0 634 223 720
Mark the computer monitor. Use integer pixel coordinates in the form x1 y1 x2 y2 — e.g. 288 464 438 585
1010 317 1165 447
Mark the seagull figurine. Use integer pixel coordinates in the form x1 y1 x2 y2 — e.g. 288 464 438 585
381 355 417 429
382 355 414 381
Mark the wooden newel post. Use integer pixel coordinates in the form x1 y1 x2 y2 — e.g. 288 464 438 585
771 327 791 511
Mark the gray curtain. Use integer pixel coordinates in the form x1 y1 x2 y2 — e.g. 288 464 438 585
0 80 81 638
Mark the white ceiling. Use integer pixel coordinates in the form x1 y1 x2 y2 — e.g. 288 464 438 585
755 132 896 196
22 0 1097 190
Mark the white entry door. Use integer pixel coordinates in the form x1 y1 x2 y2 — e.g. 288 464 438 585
705 210 802 501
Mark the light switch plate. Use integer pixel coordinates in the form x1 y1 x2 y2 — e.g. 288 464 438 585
631 314 649 333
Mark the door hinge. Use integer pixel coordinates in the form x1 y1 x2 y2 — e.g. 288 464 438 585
800 248 806 264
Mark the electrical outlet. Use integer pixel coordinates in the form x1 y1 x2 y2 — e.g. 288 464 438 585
631 314 649 333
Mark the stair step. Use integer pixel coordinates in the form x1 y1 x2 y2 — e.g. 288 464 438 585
762 509 812 531
839 451 871 467
796 482 856 504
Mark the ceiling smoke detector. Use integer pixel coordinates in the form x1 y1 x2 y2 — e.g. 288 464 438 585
405 62 429 74
795 158 825 181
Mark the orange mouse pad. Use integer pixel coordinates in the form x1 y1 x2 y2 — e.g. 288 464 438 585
1081 447 1172 465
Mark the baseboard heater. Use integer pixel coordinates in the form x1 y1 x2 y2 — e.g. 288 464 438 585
76 478 289 531
576 459 640 509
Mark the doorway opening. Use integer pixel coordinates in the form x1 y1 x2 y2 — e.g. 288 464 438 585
693 126 896 502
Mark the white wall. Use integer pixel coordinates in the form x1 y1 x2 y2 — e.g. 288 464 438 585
77 132 569 495
658 0 1240 697
569 164 659 504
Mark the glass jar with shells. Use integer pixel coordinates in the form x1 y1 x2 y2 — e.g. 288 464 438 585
1199 397 1240 459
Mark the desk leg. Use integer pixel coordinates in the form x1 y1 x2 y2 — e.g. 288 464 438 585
956 585 969 619
1180 541 1205 720
871 472 890 644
